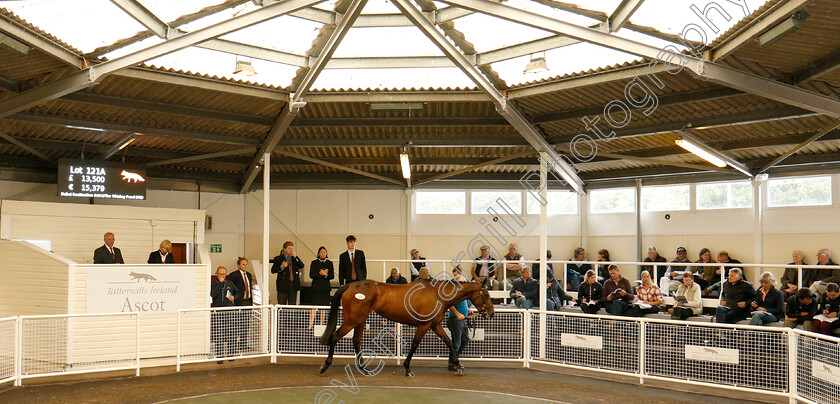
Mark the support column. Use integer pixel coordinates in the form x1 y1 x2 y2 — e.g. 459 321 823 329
636 179 643 263
753 179 765 280
405 189 414 266
262 153 270 304
539 153 548 359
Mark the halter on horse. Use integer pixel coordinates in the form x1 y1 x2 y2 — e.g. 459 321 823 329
319 277 494 377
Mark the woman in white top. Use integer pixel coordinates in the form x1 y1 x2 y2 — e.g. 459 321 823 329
672 270 703 320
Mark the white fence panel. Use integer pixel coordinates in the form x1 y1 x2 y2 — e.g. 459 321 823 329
795 330 840 404
177 306 271 367
0 317 16 385
403 309 524 361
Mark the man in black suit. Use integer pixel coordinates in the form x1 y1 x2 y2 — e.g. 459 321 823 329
271 241 304 305
209 266 238 361
339 235 366 286
228 257 255 354
148 239 175 264
93 232 124 264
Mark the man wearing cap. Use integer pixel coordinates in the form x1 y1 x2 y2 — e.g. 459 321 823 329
471 245 500 290
659 247 692 296
409 249 426 282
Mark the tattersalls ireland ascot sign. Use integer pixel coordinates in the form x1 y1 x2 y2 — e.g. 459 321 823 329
58 158 147 200
85 266 196 314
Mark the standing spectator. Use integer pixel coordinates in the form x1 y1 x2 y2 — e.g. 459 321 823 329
641 246 667 281
446 270 469 372
386 268 408 284
210 266 237 362
510 267 539 309
780 250 807 300
148 239 174 264
660 247 691 296
532 250 553 281
809 249 839 297
784 288 817 331
749 272 785 326
471 246 500 290
93 232 124 264
715 268 755 324
694 248 715 290
504 243 526 290
813 283 840 336
271 241 305 305
578 270 602 314
339 235 366 285
567 248 591 292
228 257 255 354
309 246 334 306
596 249 611 284
635 271 663 315
671 271 702 320
409 249 426 282
704 251 744 297
601 265 637 316
546 269 573 311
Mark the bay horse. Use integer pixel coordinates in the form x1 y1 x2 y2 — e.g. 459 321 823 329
319 277 494 377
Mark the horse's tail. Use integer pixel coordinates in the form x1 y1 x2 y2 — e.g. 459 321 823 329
319 284 350 345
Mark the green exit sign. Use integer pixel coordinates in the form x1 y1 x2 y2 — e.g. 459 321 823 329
210 244 222 253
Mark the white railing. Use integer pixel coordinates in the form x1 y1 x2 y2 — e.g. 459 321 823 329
0 317 16 386
176 306 272 370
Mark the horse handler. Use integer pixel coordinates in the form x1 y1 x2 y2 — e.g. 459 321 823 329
447 267 469 372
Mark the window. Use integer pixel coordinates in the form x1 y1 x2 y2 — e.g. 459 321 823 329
471 191 522 214
526 191 578 215
416 191 466 214
768 176 832 207
697 181 753 209
14 239 52 251
641 185 689 211
589 188 635 213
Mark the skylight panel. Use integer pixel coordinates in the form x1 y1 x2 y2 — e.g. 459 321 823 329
631 0 770 44
331 27 447 57
312 67 476 90
451 12 553 53
145 46 298 87
136 0 228 23
220 15 323 55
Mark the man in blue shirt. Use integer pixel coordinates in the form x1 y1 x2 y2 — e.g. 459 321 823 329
447 268 469 371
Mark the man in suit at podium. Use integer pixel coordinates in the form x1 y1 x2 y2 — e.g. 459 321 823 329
228 257 255 354
148 239 175 264
93 232 124 264
339 235 366 285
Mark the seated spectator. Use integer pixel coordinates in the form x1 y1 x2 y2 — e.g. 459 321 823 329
546 268 573 311
813 282 840 336
715 268 755 324
660 247 691 296
749 271 785 326
704 250 744 297
641 246 667 281
471 246 500 290
601 265 637 316
784 288 817 331
809 248 840 298
386 267 408 284
578 270 602 314
671 271 702 320
780 250 807 300
635 270 663 315
694 248 715 290
504 243 526 290
596 249 611 284
567 248 591 292
510 267 539 309
409 249 426 282
532 250 553 281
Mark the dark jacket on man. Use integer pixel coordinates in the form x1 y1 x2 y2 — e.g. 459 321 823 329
338 249 367 285
147 251 174 264
271 254 305 293
228 269 254 306
309 259 334 293
752 286 785 317
547 277 572 308
601 277 635 303
94 245 124 264
722 278 755 310
210 277 238 307
820 292 840 315
510 276 540 306
719 258 745 281
641 254 667 277
386 275 408 285
812 260 840 284
410 257 426 282
786 295 818 321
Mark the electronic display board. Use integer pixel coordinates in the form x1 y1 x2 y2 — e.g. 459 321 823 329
57 159 146 200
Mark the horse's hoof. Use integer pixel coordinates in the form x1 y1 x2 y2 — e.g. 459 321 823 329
319 364 329 374
456 368 465 376
406 371 415 377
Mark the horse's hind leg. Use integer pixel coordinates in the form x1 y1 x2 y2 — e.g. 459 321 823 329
352 321 372 375
320 322 356 374
404 324 431 377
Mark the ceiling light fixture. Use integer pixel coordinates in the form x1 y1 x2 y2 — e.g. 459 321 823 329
399 145 411 179
675 136 726 167
758 11 808 47
524 53 548 74
676 131 753 177
233 56 257 76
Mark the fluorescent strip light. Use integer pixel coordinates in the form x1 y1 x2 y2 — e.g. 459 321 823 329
676 137 727 167
400 153 411 179
758 11 808 47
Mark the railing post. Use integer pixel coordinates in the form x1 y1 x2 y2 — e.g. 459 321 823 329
563 262 568 292
639 319 646 385
396 323 402 366
382 261 387 283
14 317 21 387
523 309 530 368
135 313 140 376
176 310 182 372
788 328 797 404
271 305 278 363
797 267 802 289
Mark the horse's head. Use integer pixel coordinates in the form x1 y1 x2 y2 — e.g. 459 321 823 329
469 278 495 319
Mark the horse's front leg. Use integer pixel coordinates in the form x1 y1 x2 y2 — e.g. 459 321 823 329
352 322 373 375
431 321 462 376
320 322 355 374
404 323 431 377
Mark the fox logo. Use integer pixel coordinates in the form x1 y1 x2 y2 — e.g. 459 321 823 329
575 335 588 341
825 365 834 374
129 271 156 282
121 170 145 183
703 348 719 355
